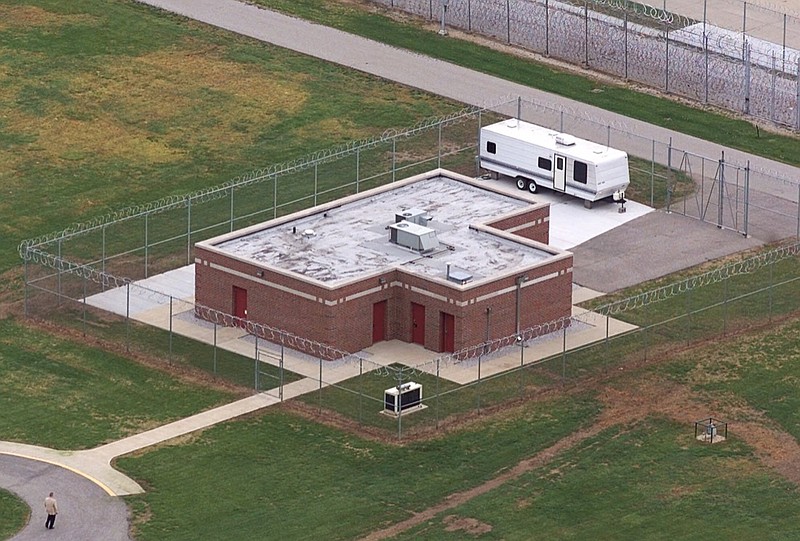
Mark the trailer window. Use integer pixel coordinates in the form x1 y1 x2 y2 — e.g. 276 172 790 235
486 141 497 154
538 157 552 171
573 161 588 184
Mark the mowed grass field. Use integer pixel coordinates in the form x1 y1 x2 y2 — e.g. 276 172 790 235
2 0 800 539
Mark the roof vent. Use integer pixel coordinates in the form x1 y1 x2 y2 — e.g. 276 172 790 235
555 134 576 146
395 208 431 227
389 221 439 252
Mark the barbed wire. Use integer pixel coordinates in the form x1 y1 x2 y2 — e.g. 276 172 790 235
597 240 800 316
17 97 519 258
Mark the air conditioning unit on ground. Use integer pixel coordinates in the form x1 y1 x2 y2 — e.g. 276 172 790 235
384 382 423 415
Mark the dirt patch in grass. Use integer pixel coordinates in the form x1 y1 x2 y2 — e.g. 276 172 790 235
442 514 493 536
0 5 98 31
1 36 309 172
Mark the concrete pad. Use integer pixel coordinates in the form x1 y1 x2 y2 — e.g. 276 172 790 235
571 211 764 293
474 176 654 250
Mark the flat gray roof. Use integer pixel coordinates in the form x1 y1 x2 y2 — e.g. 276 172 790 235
201 171 565 286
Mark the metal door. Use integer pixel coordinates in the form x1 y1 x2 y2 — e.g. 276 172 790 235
440 312 455 352
554 155 567 192
232 285 248 324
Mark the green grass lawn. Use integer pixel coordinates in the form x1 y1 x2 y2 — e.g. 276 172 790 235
0 489 28 540
665 318 800 441
117 395 599 540
0 0 460 276
391 416 800 540
0 317 237 449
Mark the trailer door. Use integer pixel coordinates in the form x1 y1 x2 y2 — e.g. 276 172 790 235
554 155 567 192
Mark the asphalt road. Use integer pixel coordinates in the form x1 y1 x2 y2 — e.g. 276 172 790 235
0 455 131 541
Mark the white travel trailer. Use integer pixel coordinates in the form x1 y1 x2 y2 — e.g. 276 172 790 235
479 118 630 208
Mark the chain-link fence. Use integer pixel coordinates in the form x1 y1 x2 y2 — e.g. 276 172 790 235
377 0 800 130
19 98 800 438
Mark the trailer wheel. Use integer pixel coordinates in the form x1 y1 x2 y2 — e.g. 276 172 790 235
526 180 538 194
515 177 527 190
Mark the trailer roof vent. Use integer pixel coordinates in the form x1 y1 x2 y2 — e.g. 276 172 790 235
389 221 439 252
555 134 576 146
395 208 431 227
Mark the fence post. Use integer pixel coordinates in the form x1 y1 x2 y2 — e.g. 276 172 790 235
506 0 511 44
273 173 278 219
254 334 259 392
783 14 788 73
744 43 751 115
477 353 482 414
517 96 522 120
81 272 87 337
126 282 131 353
437 121 442 168
665 24 670 93
666 138 673 211
796 183 800 238
314 162 318 206
605 314 610 372
101 225 106 291
704 33 709 104
561 322 567 381
57 238 62 306
685 286 691 345
186 196 192 265
468 0 472 32
743 161 750 237
584 0 589 67
718 152 725 229
358 358 363 425
621 11 627 78
795 56 800 131
356 148 361 193
768 258 774 323
144 213 149 278
230 185 235 232
169 295 173 358
436 358 441 429
650 139 656 207
23 255 28 317
318 357 323 413
771 52 777 123
545 0 550 56
392 137 396 183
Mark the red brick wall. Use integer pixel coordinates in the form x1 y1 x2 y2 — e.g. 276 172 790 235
486 205 550 244
195 246 573 359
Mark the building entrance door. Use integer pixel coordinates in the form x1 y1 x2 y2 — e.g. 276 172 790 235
440 312 455 352
232 285 248 325
372 300 387 343
411 303 425 346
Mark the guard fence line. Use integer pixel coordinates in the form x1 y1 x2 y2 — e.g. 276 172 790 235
18 97 800 269
376 0 800 130
22 232 800 438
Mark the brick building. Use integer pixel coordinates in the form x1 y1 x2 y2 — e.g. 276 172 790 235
194 169 573 358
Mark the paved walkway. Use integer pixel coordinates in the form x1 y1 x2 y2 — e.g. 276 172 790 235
2 1 798 538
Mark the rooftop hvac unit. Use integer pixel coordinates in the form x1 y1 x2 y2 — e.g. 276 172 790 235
395 208 431 226
384 382 422 415
388 221 439 252
555 134 576 146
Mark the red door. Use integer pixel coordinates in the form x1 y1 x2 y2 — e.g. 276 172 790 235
411 303 425 346
232 286 248 324
372 300 387 344
440 312 455 353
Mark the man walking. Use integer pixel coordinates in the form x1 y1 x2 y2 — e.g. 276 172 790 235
44 492 58 529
